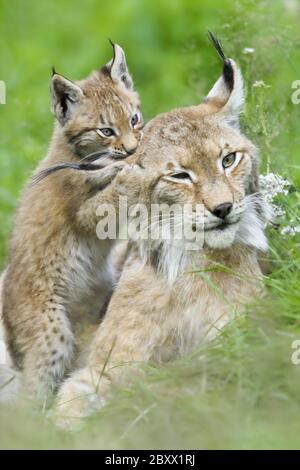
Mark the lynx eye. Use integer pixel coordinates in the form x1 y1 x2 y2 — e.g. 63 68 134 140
222 152 236 169
170 172 192 182
131 113 139 127
98 128 115 137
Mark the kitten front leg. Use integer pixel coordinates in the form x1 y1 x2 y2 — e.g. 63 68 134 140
21 304 75 403
85 159 128 189
3 295 74 404
75 161 128 233
76 162 144 233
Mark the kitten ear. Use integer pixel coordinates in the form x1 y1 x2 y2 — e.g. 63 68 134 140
51 69 84 125
107 41 134 90
201 32 244 129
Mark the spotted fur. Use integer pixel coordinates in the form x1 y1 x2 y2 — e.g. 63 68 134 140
1 43 143 402
53 39 268 429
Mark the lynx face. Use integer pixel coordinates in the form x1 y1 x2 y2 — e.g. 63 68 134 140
130 50 268 256
51 44 143 159
138 117 262 252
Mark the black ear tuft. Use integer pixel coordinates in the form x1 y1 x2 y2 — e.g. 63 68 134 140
106 42 134 90
51 66 57 77
108 38 116 70
208 31 226 61
208 31 234 92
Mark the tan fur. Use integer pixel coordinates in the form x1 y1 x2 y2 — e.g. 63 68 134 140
1 44 143 401
0 271 4 339
0 270 11 367
0 270 20 405
53 51 268 428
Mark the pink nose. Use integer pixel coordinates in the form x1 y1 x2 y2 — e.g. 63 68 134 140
123 143 138 155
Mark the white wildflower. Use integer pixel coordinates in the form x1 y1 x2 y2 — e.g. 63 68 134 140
280 225 300 237
259 173 293 227
253 80 271 88
243 47 255 55
259 173 291 203
272 205 286 218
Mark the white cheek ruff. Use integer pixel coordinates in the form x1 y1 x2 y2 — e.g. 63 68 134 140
135 193 269 285
204 224 238 250
157 240 189 285
204 193 269 252
137 229 191 286
235 193 269 252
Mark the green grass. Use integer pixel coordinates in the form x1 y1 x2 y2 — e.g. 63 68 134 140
1 0 300 449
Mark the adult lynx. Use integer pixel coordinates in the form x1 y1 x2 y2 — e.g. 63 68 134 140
53 35 269 428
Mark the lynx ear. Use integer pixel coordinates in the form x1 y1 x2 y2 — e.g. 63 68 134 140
51 69 84 125
107 41 134 90
202 33 244 128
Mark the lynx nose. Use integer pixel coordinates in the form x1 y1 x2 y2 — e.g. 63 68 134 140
212 202 233 220
122 136 138 155
124 146 137 156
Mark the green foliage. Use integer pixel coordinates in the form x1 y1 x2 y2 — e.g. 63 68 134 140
0 0 300 449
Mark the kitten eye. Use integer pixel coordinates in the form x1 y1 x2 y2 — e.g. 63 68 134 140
131 113 139 127
222 152 236 169
170 172 192 182
98 128 115 137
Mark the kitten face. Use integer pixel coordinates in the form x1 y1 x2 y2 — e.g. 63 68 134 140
64 73 144 158
51 43 144 159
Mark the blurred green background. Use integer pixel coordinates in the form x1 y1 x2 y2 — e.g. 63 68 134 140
0 0 300 450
